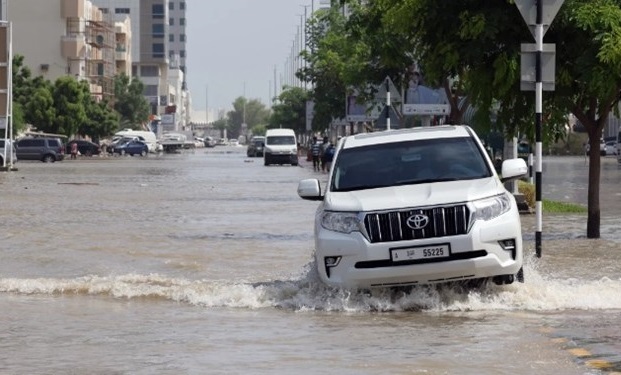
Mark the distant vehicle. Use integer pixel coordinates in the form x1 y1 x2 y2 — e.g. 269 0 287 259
112 139 149 156
217 138 228 146
114 129 158 153
264 129 298 166
229 139 239 147
66 139 101 156
203 136 217 147
15 137 65 162
246 136 265 157
585 138 606 156
605 141 617 156
0 138 17 166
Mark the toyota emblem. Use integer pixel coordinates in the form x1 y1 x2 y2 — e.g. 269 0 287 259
406 214 429 230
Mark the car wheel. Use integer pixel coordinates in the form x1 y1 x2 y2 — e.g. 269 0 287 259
42 155 55 163
140 149 147 157
264 158 270 166
85 150 93 157
516 267 524 283
120 150 126 156
291 163 298 166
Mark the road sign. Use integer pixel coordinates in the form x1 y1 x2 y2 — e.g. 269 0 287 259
520 43 556 91
375 76 401 102
515 0 565 39
375 105 401 130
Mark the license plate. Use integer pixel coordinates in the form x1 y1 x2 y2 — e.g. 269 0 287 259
391 244 450 262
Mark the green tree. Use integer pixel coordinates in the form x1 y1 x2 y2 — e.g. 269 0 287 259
226 97 270 139
269 86 309 134
114 73 150 129
52 76 87 137
24 85 56 133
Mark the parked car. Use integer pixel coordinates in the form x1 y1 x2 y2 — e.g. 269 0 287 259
297 125 528 289
15 137 65 162
0 138 17 166
204 136 217 147
605 141 617 156
112 139 149 156
585 138 606 156
66 139 101 156
246 136 265 157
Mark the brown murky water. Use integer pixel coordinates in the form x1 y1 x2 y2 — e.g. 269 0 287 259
0 150 619 374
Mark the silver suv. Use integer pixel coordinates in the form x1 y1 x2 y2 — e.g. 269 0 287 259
15 137 65 162
297 126 528 289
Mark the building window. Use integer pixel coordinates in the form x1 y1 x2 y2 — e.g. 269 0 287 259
169 50 176 57
141 65 159 77
144 85 158 96
115 8 130 14
180 34 185 42
152 43 165 58
169 2 174 10
101 8 109 14
180 65 186 73
169 34 174 42
169 17 174 26
180 2 185 10
179 18 185 26
152 4 165 19
179 50 185 58
152 24 165 38
132 65 138 77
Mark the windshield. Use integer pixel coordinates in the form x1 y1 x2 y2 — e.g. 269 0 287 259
266 135 295 145
331 137 492 192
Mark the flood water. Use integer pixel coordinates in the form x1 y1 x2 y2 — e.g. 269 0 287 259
1 150 621 374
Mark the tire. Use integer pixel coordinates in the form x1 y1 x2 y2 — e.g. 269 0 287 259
85 150 93 157
120 150 126 156
516 267 524 283
291 163 298 166
42 155 55 163
140 149 147 157
264 158 270 166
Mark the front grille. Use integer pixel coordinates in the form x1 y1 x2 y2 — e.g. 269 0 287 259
363 205 470 243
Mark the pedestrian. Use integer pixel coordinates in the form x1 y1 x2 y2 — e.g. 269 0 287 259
310 137 321 171
320 136 330 172
323 140 335 172
70 141 78 160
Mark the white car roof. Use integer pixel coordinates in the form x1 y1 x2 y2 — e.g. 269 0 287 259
341 125 473 149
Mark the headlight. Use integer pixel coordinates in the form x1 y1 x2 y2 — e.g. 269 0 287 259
291 147 298 154
472 192 512 221
320 212 361 233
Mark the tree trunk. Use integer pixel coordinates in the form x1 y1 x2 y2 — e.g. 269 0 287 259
586 136 601 238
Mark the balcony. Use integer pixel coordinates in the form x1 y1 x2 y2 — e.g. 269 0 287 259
61 0 84 19
61 35 86 59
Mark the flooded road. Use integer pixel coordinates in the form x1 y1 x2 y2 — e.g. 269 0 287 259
1 150 620 374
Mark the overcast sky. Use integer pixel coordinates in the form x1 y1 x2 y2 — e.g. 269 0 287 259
186 0 320 120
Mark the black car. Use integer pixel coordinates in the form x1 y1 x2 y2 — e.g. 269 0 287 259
66 139 101 156
246 136 265 157
15 137 65 162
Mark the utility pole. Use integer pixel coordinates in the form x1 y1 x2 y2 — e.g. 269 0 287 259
205 85 208 125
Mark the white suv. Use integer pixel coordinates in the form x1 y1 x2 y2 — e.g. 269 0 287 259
297 126 528 289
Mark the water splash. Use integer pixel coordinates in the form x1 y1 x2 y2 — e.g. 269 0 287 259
1 256 620 312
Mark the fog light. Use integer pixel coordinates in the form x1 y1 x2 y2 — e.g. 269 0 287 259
498 239 515 251
325 256 341 267
498 239 517 260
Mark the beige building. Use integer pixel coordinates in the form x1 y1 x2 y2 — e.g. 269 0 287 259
8 0 132 101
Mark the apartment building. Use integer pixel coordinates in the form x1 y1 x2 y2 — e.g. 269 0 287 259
168 0 186 90
98 0 190 130
8 0 120 101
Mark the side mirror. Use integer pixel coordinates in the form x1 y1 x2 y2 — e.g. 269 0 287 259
500 158 528 183
297 179 323 201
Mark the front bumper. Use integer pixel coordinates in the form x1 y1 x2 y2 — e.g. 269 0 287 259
314 212 523 289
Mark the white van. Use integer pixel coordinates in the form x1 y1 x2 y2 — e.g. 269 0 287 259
114 129 158 153
264 128 298 166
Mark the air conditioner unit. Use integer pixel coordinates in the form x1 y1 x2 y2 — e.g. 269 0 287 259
40 64 49 71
